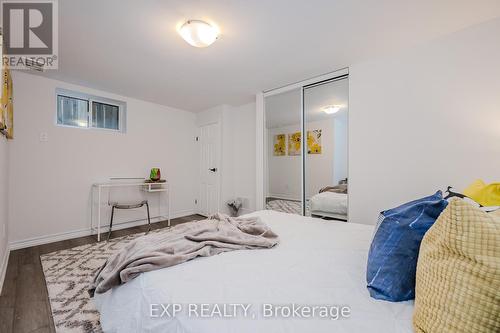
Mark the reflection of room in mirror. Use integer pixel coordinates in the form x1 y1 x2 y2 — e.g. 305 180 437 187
265 88 302 214
264 76 348 221
305 77 348 221
307 129 322 154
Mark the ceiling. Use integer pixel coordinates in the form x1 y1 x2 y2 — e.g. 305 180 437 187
33 0 500 112
265 77 348 128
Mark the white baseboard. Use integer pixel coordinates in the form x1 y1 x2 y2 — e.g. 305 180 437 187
9 228 91 251
0 246 10 295
267 194 301 202
8 210 195 251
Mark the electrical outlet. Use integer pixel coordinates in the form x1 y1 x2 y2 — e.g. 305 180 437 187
39 132 48 142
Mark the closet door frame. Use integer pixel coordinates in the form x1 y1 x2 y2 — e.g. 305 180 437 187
259 67 349 215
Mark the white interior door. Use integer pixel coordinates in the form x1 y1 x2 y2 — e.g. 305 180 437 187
197 123 220 216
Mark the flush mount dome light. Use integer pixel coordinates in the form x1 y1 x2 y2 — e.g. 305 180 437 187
323 105 341 114
179 20 219 47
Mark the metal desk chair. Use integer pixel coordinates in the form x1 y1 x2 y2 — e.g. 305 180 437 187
107 178 151 240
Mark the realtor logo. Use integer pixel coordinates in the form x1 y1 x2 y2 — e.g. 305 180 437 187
2 0 58 69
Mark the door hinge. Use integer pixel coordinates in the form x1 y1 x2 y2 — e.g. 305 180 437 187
195 136 199 142
195 199 198 205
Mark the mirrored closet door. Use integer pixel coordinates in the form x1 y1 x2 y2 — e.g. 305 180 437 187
264 73 349 221
265 88 303 215
304 76 348 220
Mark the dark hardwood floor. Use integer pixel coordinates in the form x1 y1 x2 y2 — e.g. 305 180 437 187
0 214 205 333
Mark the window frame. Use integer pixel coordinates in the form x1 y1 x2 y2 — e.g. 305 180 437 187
55 88 127 133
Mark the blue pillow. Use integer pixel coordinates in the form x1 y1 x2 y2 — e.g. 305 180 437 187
366 191 448 302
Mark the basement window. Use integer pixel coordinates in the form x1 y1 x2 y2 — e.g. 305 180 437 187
56 88 126 132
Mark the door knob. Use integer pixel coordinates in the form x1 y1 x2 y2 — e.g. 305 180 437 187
209 168 217 172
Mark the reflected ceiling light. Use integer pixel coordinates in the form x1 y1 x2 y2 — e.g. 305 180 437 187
323 105 341 114
178 20 219 47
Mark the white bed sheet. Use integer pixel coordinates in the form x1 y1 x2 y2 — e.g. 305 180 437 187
94 210 414 333
310 192 348 215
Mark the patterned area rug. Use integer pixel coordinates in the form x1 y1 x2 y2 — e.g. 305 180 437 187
40 231 154 333
266 199 310 215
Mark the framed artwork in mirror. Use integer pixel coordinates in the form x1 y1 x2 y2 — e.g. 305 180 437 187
273 134 286 156
288 132 301 156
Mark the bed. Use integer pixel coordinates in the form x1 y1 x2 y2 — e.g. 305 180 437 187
310 191 348 221
94 210 414 332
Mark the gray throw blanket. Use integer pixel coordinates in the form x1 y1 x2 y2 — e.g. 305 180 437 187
319 184 348 194
89 213 279 296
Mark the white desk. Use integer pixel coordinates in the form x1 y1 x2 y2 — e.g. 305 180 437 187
91 180 170 241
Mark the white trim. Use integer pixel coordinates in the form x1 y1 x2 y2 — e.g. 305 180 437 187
0 246 10 295
255 92 264 210
267 194 302 202
300 86 305 215
263 68 349 97
8 210 195 251
10 228 91 251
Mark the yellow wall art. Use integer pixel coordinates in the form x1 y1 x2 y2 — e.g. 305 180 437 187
307 129 322 154
0 65 13 139
0 95 4 132
273 134 286 156
288 132 301 156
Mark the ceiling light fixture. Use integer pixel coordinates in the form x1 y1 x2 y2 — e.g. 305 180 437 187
179 20 219 48
323 105 341 114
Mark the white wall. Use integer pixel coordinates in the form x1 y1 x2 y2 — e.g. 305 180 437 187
349 17 500 225
8 72 197 246
196 102 256 216
267 119 336 200
0 135 9 291
231 103 256 214
221 106 236 215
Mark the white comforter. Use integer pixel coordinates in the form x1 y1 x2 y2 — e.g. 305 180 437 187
94 210 414 333
310 192 348 215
